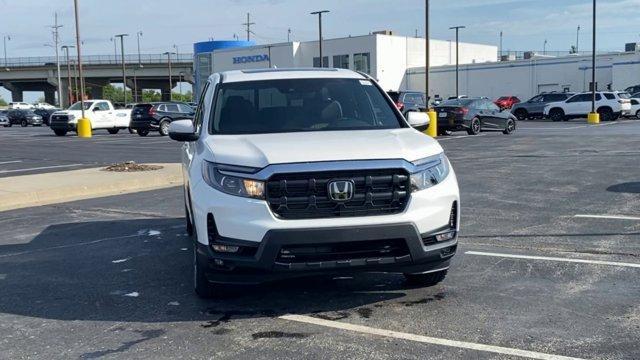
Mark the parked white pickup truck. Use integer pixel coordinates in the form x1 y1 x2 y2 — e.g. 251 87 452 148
49 100 132 136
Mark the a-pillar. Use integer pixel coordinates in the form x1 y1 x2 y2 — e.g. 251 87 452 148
3 82 23 102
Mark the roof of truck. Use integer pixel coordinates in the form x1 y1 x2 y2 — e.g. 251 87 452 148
218 68 367 83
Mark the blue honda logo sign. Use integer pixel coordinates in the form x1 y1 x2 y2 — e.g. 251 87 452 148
233 54 270 64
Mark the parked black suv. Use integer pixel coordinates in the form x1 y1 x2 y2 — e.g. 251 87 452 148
33 108 60 126
387 91 427 117
130 102 195 136
7 109 43 127
510 92 575 121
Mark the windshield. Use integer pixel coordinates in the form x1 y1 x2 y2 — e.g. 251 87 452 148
210 78 404 135
68 101 94 110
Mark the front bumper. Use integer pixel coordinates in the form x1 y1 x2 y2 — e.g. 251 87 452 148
197 223 457 284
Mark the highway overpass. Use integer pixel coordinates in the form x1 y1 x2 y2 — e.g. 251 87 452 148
0 53 194 107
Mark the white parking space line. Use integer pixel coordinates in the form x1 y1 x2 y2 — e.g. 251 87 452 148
0 164 85 174
280 314 583 360
0 160 22 165
437 134 487 141
574 214 640 221
466 251 640 269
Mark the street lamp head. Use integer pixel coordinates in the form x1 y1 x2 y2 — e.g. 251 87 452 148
449 25 466 30
310 10 330 15
115 33 129 38
138 31 143 37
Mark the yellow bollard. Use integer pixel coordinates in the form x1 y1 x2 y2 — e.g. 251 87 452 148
587 112 600 125
425 109 437 138
77 118 92 138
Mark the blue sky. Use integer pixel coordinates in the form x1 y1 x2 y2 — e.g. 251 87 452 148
2 0 638 102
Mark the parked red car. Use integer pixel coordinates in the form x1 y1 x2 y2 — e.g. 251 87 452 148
494 96 521 110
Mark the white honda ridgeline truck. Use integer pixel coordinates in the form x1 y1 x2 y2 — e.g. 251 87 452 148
49 100 131 136
169 68 460 298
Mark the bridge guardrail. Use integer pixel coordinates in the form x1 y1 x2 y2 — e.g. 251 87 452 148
0 53 194 68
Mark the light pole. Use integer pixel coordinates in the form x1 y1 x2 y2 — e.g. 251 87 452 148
543 39 548 55
576 25 581 54
73 0 90 137
287 28 291 42
163 51 175 101
136 31 143 67
310 10 330 67
588 0 598 124
72 59 79 103
61 45 75 107
499 31 503 59
424 0 437 138
3 35 10 70
114 34 129 104
449 25 465 98
110 37 118 62
179 71 184 99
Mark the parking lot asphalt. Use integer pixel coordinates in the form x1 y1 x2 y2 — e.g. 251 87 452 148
1 119 639 359
0 127 180 177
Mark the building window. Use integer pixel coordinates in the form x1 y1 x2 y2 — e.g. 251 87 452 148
354 53 371 74
313 56 329 68
333 55 349 69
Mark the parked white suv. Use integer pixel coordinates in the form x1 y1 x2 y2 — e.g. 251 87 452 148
544 91 631 122
49 100 132 136
169 68 460 297
8 102 34 110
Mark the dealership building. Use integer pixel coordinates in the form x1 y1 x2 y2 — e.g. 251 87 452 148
193 32 497 99
194 34 640 102
406 49 640 101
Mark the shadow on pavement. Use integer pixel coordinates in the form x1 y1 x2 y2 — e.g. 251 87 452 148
0 218 415 324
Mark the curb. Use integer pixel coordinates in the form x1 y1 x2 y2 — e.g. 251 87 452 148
0 163 183 212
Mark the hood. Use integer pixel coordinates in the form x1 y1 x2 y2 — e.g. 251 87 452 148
205 128 443 169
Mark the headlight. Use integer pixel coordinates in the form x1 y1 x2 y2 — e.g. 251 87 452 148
410 153 450 191
68 114 75 121
202 161 265 199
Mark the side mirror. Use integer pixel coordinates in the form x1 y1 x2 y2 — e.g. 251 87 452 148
169 119 199 142
407 111 430 132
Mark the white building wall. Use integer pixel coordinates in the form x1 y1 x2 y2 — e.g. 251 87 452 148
405 53 638 100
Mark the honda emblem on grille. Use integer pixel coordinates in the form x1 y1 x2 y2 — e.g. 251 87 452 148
328 180 355 202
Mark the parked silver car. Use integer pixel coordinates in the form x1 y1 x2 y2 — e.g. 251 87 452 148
0 110 10 127
510 92 575 121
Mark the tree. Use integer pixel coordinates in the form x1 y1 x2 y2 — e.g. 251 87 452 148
172 91 193 102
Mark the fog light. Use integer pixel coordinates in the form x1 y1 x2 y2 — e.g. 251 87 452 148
435 230 456 242
212 244 240 253
214 259 225 266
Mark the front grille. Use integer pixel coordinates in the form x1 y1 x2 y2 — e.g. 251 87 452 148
50 115 69 126
266 169 411 219
276 238 410 264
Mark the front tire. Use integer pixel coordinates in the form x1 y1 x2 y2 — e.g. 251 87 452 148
20 120 28 127
514 109 528 121
503 119 516 135
466 117 481 135
53 129 67 136
636 110 640 119
194 246 216 299
404 269 448 287
549 108 565 122
159 119 171 136
107 128 119 134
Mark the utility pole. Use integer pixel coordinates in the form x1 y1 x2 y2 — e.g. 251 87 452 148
179 72 184 99
3 35 10 70
449 25 465 98
163 52 175 101
425 0 430 103
590 0 597 121
72 59 78 102
311 10 330 68
544 39 548 55
242 13 255 41
499 31 503 59
114 34 129 104
49 13 63 107
61 45 74 107
73 0 90 137
287 28 291 42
